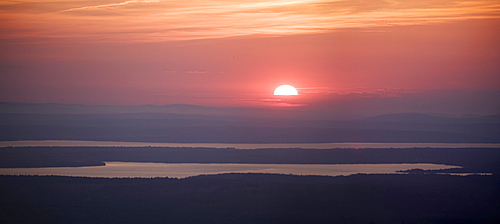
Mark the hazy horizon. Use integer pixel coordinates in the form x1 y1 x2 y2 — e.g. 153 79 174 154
1 101 499 121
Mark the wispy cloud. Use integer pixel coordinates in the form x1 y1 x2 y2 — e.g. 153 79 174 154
165 70 225 75
60 0 160 13
1 0 499 43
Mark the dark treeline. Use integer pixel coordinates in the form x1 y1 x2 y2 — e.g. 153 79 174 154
1 174 498 224
1 147 499 174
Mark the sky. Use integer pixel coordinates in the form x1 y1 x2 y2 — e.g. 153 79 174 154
0 0 499 117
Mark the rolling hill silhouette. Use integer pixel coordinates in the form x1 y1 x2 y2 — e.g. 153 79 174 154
0 102 498 143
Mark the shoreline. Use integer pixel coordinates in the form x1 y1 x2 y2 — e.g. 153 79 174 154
2 140 500 149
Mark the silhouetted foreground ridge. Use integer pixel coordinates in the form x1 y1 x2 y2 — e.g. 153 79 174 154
1 174 499 224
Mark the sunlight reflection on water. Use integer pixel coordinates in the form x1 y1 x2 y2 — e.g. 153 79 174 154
0 162 466 178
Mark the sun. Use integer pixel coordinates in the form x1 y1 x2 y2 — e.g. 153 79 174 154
274 85 298 95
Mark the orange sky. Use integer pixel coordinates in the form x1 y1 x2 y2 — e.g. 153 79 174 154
0 0 499 116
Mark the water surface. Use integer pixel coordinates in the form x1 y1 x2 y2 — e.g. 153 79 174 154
1 140 499 149
0 162 462 178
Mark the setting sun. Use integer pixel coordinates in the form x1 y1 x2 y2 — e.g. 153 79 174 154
274 85 298 95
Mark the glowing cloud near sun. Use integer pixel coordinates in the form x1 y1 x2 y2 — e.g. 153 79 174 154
2 0 499 43
274 85 298 95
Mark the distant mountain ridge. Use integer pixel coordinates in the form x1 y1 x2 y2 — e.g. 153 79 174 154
0 102 294 120
1 102 498 120
0 102 498 143
359 113 500 123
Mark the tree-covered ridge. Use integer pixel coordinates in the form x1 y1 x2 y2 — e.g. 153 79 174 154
1 174 498 224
